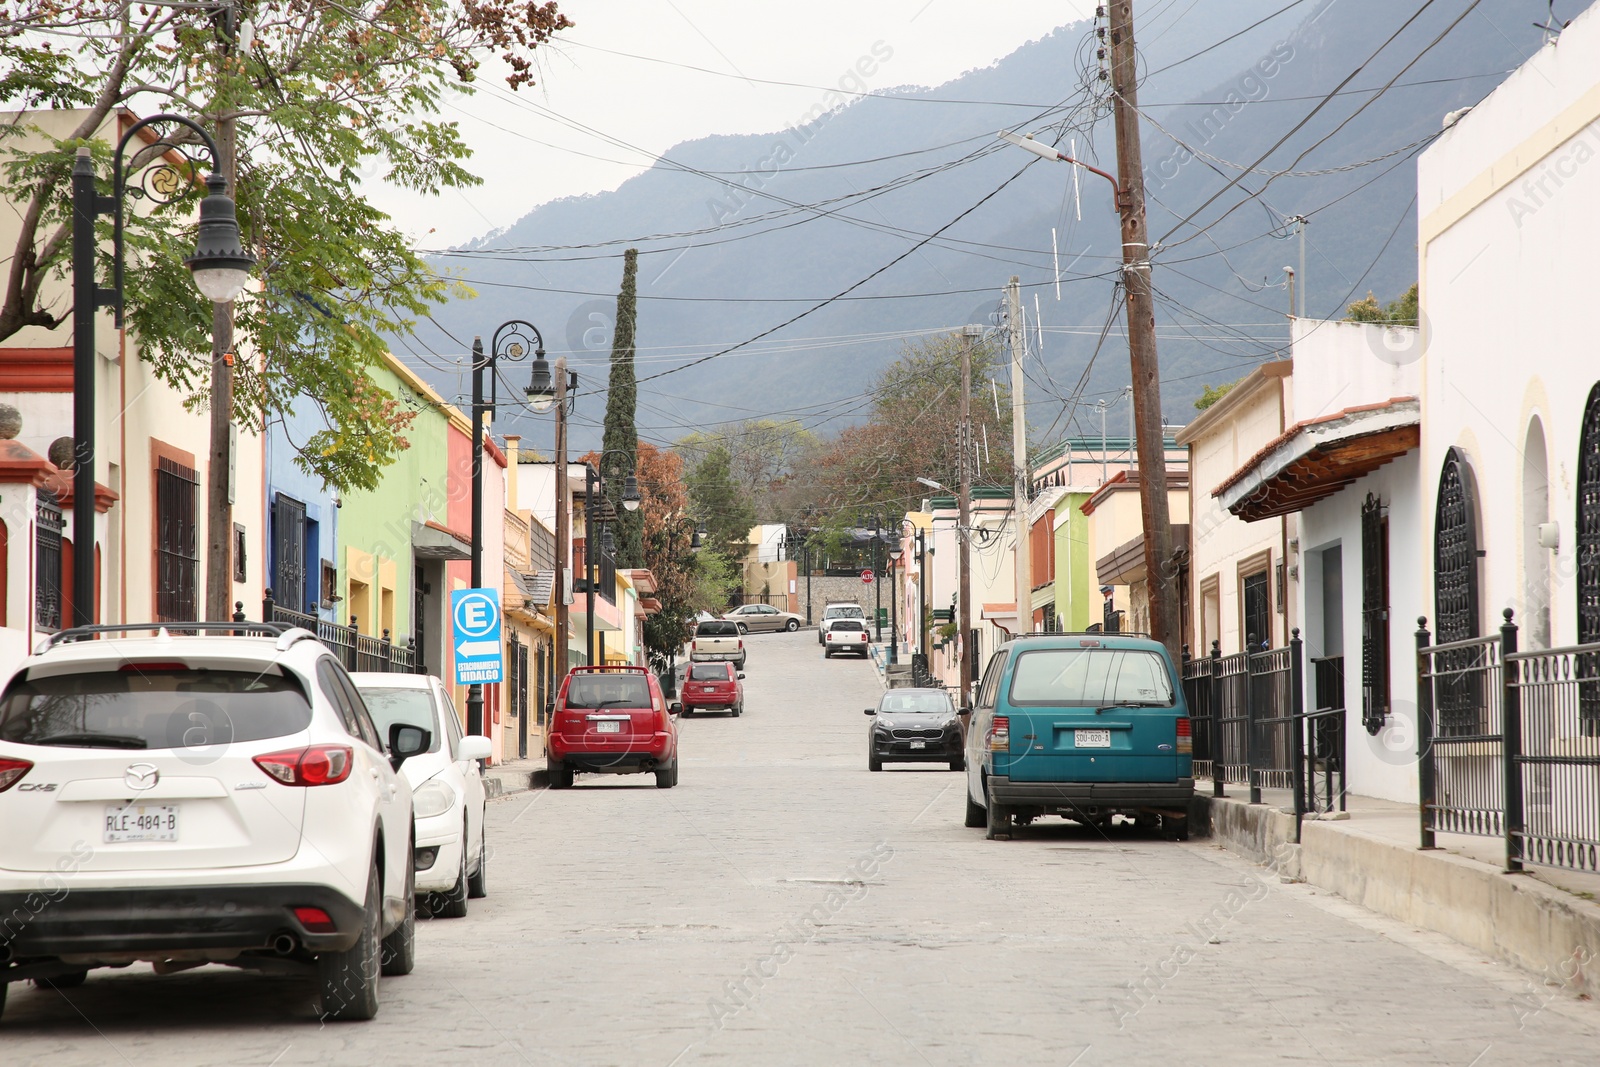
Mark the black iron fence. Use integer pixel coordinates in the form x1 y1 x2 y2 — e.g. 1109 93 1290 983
258 589 415 674
1307 656 1347 814
1418 609 1600 874
1180 649 1215 781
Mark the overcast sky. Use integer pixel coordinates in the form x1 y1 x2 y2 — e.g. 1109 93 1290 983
365 0 1095 248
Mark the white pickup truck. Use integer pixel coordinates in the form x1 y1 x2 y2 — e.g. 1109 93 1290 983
690 620 746 670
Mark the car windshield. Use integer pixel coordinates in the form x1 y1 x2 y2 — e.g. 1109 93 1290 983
697 622 738 637
0 667 313 749
826 606 864 619
832 621 865 632
878 692 952 715
565 674 653 709
357 687 443 753
1007 649 1176 707
689 665 732 681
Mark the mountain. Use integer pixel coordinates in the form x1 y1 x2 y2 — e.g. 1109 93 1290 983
415 0 1569 453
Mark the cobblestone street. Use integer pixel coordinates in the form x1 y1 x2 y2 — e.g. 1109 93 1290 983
5 631 1599 1065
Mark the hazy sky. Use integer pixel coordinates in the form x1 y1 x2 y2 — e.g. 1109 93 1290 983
365 0 1096 248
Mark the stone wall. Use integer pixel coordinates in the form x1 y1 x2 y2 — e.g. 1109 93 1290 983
795 575 880 624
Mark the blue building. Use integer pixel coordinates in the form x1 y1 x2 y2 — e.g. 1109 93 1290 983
263 407 338 621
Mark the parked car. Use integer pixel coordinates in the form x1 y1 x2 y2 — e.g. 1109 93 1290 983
690 620 746 670
963 633 1194 841
818 602 866 645
350 673 490 918
0 622 428 1023
864 688 964 772
679 661 745 717
721 603 804 633
824 619 871 658
546 666 679 789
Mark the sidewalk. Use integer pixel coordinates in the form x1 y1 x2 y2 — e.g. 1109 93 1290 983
482 754 545 799
1198 781 1600 997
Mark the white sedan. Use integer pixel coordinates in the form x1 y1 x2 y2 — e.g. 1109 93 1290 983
351 673 490 918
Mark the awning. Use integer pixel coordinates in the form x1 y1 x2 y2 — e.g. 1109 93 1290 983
1097 526 1190 587
412 520 472 560
1215 398 1420 522
981 602 1020 634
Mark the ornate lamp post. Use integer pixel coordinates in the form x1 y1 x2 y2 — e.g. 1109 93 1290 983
71 114 254 626
526 352 577 687
887 535 904 666
581 449 639 666
466 319 546 736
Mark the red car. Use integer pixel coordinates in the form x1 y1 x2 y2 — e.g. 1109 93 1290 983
824 619 871 658
679 661 745 717
546 666 679 789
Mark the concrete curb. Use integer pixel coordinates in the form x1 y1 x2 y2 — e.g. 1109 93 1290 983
1199 793 1600 998
482 757 544 799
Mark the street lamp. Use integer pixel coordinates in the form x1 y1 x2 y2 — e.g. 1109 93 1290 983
467 319 546 736
582 448 637 666
71 115 254 627
887 537 904 666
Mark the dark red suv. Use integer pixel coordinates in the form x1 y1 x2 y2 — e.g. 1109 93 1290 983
546 666 679 788
679 661 745 717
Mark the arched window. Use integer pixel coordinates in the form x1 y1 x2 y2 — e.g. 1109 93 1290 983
1575 384 1600 734
1434 447 1482 643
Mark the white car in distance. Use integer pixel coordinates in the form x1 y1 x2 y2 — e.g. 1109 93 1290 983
0 623 427 1023
350 673 489 918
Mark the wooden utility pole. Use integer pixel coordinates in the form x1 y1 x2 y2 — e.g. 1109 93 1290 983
1007 277 1031 634
205 113 237 622
958 324 979 705
554 357 571 679
1108 0 1179 657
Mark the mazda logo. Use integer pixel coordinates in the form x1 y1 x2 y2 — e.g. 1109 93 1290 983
123 764 160 792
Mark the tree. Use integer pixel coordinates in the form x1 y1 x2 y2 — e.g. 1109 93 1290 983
633 441 698 673
0 0 572 491
687 446 756 560
675 418 817 519
601 248 641 566
1344 283 1419 325
1194 380 1239 411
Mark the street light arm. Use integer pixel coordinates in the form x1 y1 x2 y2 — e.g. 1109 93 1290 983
997 130 1122 203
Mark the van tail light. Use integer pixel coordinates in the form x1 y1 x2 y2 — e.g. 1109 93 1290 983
0 756 33 792
1176 717 1193 754
988 715 1009 752
254 745 354 786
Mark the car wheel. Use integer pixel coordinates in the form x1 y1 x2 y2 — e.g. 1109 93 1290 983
736 623 748 635
985 780 1013 841
33 970 88 990
868 751 883 772
0 979 7 1021
467 820 488 899
785 619 799 632
681 707 694 717
964 785 986 828
380 842 416 976
437 830 469 919
656 761 678 788
732 701 743 717
318 860 382 1021
949 755 966 772
823 649 832 659
548 758 573 789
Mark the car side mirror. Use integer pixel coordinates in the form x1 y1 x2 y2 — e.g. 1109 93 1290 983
736 672 746 680
958 707 973 718
863 708 876 716
389 723 430 769
457 735 492 763
669 702 682 717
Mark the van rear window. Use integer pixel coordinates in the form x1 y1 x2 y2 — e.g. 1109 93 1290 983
0 668 313 749
696 622 738 637
689 664 732 681
564 674 653 709
1007 649 1175 707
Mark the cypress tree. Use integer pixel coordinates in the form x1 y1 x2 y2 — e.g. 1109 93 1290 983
602 248 642 567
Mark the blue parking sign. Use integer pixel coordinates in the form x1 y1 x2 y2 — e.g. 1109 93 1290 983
451 588 502 685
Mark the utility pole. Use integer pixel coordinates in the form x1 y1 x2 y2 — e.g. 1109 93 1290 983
959 323 981 705
1108 0 1179 658
554 358 570 680
1007 277 1031 634
204 111 237 622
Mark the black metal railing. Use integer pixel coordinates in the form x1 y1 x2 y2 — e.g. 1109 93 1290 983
1214 648 1252 792
1416 622 1504 845
1249 642 1299 797
1306 656 1347 814
261 589 414 673
1180 649 1215 781
1504 632 1600 873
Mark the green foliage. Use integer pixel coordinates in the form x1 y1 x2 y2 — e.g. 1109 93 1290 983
1344 283 1419 325
1194 380 1238 411
0 0 570 491
687 446 755 560
602 248 641 566
675 418 818 520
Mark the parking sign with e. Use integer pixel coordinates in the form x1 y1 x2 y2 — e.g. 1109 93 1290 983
451 588 502 685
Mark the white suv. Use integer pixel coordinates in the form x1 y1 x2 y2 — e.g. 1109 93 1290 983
0 623 427 1023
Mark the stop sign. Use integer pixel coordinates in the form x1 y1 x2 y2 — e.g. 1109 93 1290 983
860 568 874 584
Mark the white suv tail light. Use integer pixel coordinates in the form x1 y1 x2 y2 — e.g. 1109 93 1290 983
254 745 354 786
0 756 32 792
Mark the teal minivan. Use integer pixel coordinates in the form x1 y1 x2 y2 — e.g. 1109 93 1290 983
962 633 1195 840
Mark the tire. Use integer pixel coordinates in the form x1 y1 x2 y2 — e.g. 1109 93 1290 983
380 844 416 976
736 623 748 635
318 861 382 1022
785 619 799 632
985 781 1013 841
0 978 6 1021
823 649 833 659
436 832 469 919
681 707 694 718
656 761 678 789
33 970 88 990
964 785 986 828
467 821 488 899
548 759 573 789
868 751 883 772
949 755 966 772
732 701 743 718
